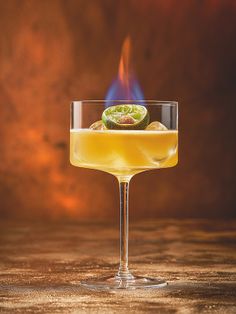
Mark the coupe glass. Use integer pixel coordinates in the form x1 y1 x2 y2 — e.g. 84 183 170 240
70 100 178 290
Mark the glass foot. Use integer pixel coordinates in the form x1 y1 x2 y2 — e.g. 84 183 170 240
80 275 167 291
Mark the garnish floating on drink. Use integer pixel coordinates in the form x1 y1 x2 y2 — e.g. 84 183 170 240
89 105 168 131
102 104 150 130
145 121 168 131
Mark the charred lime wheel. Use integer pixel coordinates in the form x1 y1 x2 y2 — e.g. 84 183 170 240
102 104 150 130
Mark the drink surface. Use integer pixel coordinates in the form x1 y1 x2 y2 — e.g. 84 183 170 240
70 129 178 176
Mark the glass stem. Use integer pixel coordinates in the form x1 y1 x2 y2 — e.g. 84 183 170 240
116 177 134 280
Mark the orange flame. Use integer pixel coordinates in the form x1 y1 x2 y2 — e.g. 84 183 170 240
118 36 132 96
105 36 143 102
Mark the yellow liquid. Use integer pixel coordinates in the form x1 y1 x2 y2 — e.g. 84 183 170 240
70 129 178 176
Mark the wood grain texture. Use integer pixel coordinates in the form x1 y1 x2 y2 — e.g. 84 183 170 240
0 219 236 313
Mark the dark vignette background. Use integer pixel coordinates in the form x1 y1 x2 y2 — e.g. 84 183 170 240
0 0 235 221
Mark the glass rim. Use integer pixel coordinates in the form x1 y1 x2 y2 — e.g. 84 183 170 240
71 100 178 107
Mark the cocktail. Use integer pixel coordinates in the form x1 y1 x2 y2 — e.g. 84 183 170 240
70 100 178 290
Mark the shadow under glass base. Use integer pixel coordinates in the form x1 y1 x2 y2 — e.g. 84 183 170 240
80 275 167 291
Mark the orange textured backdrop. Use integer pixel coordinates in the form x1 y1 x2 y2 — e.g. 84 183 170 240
0 0 236 220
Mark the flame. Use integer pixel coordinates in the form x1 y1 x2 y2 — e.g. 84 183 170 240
118 36 131 97
105 36 144 105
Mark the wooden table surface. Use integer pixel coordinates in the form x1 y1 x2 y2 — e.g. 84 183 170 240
0 219 236 313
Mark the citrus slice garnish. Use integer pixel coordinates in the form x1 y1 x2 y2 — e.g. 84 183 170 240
102 104 150 130
145 121 168 131
89 120 107 130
